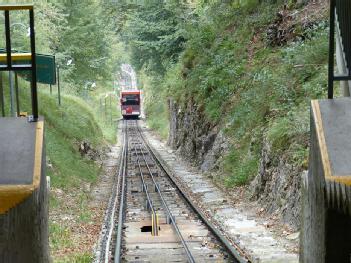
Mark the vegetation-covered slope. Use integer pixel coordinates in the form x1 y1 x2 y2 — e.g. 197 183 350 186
42 94 103 188
43 94 107 262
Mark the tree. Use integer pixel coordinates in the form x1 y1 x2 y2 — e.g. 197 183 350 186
120 2 188 75
55 0 113 89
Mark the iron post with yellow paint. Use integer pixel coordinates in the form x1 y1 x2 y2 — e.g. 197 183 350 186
151 213 159 236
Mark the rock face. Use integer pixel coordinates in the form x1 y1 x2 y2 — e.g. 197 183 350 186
250 138 302 230
168 99 301 230
168 98 229 172
79 141 103 164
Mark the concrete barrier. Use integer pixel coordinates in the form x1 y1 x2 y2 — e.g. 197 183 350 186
0 118 49 262
301 98 351 262
300 103 326 262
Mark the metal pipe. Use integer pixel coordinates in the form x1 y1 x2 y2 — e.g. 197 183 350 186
29 9 38 120
0 72 5 117
4 11 12 69
0 66 32 72
4 11 14 117
328 0 336 99
15 72 20 116
9 71 15 117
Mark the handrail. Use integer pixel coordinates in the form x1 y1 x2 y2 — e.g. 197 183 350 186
0 5 38 121
328 0 351 99
0 5 33 11
0 53 32 62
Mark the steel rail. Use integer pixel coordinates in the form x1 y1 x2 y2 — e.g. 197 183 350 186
114 120 128 263
136 121 249 263
134 121 195 263
132 140 158 225
101 120 126 263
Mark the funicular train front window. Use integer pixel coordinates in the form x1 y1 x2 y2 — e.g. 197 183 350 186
122 94 139 105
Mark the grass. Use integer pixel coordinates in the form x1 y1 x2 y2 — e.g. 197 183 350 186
55 254 93 263
46 127 99 188
50 223 73 252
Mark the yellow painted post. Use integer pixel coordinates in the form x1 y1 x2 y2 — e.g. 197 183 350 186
151 213 154 236
156 214 159 235
151 213 159 236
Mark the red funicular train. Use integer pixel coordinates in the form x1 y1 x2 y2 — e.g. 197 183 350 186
120 90 141 119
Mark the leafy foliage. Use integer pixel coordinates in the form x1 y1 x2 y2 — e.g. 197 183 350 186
120 2 187 75
55 1 113 87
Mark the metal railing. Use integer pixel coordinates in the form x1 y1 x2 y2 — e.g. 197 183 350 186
0 5 38 121
328 0 351 99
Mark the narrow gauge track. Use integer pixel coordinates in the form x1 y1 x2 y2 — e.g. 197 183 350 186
100 120 246 263
95 119 128 263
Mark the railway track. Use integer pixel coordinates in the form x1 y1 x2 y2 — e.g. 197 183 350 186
97 120 247 263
